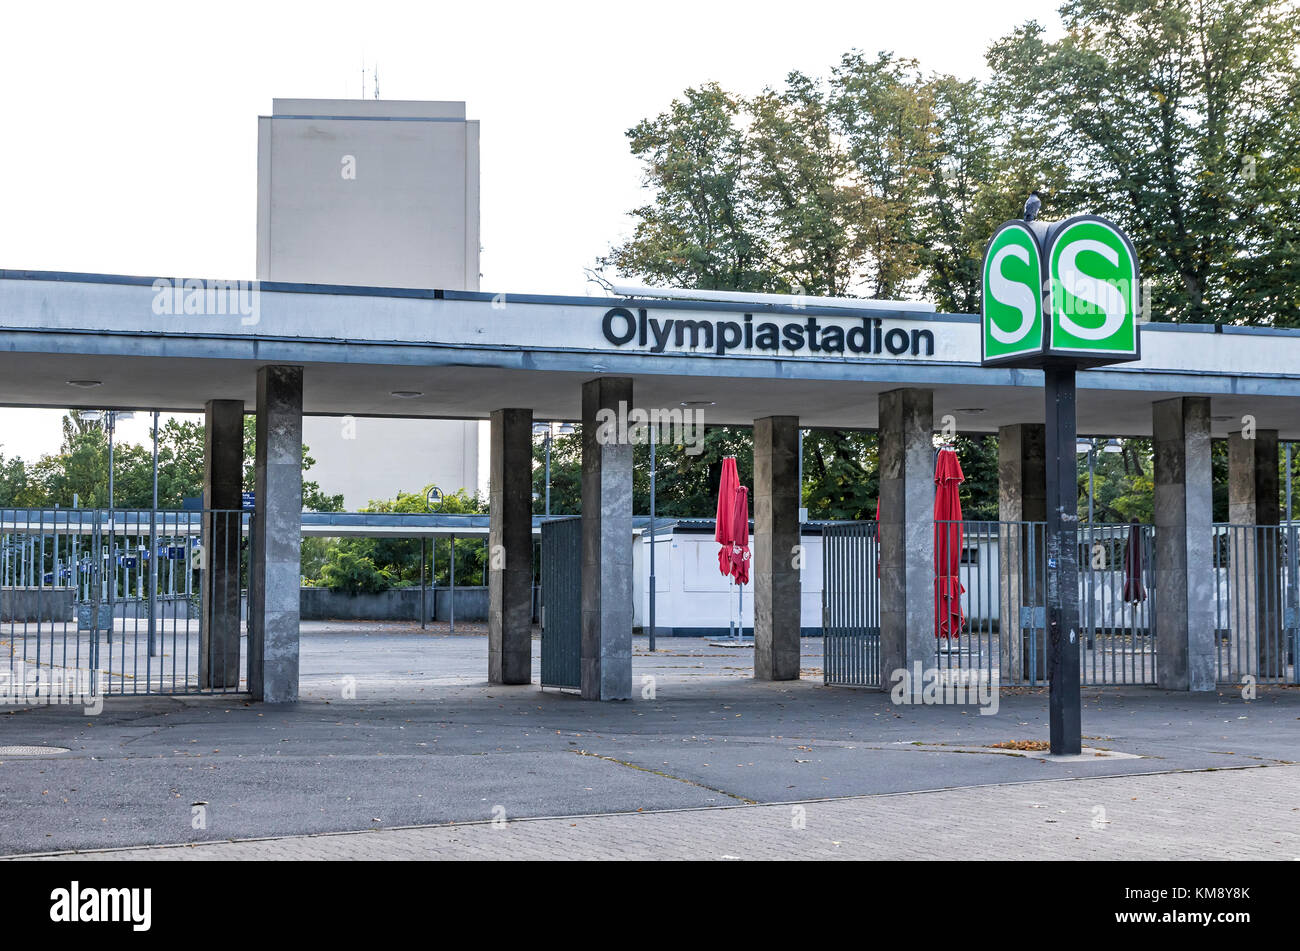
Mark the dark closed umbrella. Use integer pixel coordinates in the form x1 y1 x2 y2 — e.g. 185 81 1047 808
1122 518 1147 603
933 447 966 639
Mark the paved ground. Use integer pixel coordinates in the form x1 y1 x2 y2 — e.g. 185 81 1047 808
1 626 1297 858
15 762 1298 860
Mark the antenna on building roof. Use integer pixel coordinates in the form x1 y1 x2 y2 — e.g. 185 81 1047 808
373 65 380 99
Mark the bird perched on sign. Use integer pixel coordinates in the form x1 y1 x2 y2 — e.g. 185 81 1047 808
1023 189 1042 222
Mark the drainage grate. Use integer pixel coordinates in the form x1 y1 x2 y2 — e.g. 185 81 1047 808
0 746 70 756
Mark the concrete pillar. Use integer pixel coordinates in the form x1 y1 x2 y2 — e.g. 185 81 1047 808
1152 397 1215 691
248 366 303 703
488 408 534 685
753 416 800 681
1228 429 1282 678
200 399 244 689
878 388 935 687
580 377 633 701
998 423 1047 682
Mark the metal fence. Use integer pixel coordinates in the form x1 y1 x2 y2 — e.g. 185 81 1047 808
1212 523 1298 684
935 520 1022 688
1 508 252 699
821 518 1160 689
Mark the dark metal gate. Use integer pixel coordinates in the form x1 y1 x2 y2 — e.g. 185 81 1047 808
821 521 880 687
2 507 252 700
819 518 1160 689
540 516 581 690
1213 523 1299 684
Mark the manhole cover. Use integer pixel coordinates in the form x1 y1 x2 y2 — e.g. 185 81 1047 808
0 746 70 756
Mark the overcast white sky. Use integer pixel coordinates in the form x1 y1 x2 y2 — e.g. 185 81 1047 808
0 0 1057 460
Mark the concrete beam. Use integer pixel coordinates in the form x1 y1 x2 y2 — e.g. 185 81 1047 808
998 423 1047 682
753 416 800 681
1228 428 1282 678
580 377 633 701
248 366 303 703
200 399 244 689
1152 397 1215 691
878 388 935 687
488 408 534 685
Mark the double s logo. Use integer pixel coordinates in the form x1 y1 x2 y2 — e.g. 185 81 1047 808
982 214 1139 366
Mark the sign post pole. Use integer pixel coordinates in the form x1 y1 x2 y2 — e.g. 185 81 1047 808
982 212 1139 757
1044 367 1081 754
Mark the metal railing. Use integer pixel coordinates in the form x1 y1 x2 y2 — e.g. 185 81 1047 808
1212 523 1298 684
1 508 252 699
822 518 1160 689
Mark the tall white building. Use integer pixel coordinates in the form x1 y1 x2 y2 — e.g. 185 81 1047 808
256 98 489 509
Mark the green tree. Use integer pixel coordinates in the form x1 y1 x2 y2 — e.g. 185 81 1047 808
830 52 936 299
801 430 877 521
749 71 868 295
238 416 343 512
313 488 488 590
0 413 343 512
601 83 777 291
0 451 32 506
916 76 1000 314
987 0 1300 325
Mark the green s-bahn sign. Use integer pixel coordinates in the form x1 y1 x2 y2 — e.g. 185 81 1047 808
981 214 1140 368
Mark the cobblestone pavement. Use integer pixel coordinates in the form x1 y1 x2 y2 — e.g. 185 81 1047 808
17 764 1298 861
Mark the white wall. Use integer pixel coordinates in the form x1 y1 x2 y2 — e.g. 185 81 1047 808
303 416 487 509
257 98 479 290
257 99 485 509
635 530 824 634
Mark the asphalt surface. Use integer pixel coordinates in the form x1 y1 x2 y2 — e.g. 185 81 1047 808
2 626 1297 856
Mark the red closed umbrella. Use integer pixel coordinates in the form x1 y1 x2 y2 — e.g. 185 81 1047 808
1122 518 1146 603
716 457 740 576
933 447 966 639
729 485 750 584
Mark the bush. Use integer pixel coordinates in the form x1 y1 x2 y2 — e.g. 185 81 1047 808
319 549 393 595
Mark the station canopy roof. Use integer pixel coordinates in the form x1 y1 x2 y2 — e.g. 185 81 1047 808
3 269 1300 439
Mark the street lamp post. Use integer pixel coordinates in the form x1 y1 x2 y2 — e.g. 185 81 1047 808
103 410 132 636
544 429 552 517
648 436 656 652
422 486 442 631
148 410 159 658
533 421 576 518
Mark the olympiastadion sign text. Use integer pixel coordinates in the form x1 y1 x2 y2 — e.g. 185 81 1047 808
600 307 938 359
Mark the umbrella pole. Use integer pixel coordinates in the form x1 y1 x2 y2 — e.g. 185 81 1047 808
731 575 738 639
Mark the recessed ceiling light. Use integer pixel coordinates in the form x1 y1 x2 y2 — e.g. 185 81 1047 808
67 380 102 388
681 400 715 408
390 390 423 399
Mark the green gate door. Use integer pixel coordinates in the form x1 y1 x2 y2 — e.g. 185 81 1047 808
540 517 581 689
